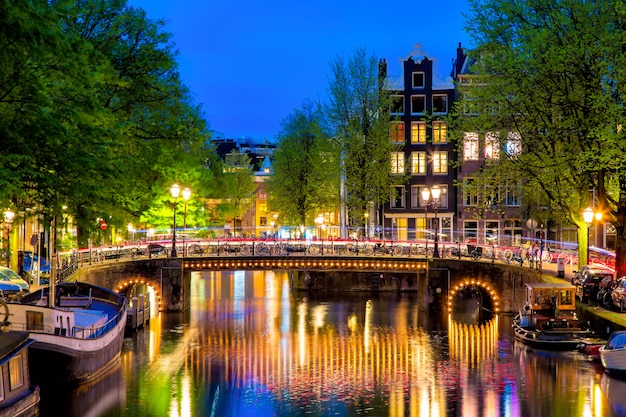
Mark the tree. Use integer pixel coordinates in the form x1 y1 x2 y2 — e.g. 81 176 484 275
325 47 399 237
267 101 339 227
216 151 257 236
457 0 626 274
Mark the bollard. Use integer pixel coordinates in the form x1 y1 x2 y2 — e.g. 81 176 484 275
557 256 565 278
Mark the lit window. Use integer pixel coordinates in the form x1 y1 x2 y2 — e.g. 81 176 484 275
410 152 426 175
463 132 479 160
9 356 23 390
485 132 500 159
412 72 425 88
390 95 404 114
411 122 426 144
433 151 448 174
411 95 426 114
433 122 447 143
432 95 448 113
505 132 522 157
391 152 405 174
390 122 405 144
391 186 405 209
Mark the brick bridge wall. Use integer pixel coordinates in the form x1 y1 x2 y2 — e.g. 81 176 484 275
69 257 545 313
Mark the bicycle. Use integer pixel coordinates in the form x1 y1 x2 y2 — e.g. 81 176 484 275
346 239 374 255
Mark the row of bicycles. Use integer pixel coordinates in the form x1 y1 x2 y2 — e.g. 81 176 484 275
81 239 578 268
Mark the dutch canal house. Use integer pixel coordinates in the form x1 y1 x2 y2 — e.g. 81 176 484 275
380 43 591 249
379 44 457 247
0 331 39 417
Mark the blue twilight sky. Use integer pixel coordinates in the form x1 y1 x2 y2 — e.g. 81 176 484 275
128 0 472 141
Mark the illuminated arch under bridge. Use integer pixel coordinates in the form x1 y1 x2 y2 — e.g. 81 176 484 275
446 278 501 314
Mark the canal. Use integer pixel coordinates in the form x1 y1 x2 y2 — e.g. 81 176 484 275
38 270 625 417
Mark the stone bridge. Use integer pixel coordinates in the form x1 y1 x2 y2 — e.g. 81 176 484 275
69 254 546 314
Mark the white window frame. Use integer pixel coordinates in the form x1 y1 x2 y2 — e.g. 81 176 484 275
433 151 448 174
411 95 426 115
391 152 405 174
410 152 426 175
390 95 404 115
391 186 406 209
412 72 425 88
433 121 447 143
463 132 479 161
432 94 448 114
411 121 426 144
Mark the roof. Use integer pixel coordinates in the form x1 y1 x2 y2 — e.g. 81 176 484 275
0 331 34 366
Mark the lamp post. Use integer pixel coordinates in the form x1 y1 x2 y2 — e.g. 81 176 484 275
583 207 594 265
421 187 430 256
3 210 14 268
430 185 441 258
170 183 181 257
127 224 134 243
315 214 324 255
272 213 278 238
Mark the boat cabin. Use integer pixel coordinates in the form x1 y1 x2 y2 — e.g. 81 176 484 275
521 283 579 330
0 331 40 417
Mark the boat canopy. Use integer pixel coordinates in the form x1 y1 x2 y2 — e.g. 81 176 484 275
607 332 626 349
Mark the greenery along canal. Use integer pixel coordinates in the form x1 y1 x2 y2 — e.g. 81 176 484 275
38 270 626 417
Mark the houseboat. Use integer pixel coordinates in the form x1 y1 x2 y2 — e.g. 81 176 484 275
6 281 127 385
513 282 593 350
0 330 40 417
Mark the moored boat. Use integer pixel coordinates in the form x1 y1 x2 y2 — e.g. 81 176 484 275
513 282 593 350
600 331 626 376
0 331 40 417
4 281 127 385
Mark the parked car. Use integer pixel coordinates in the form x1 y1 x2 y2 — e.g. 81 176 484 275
0 266 30 293
611 276 626 311
572 264 615 286
574 266 615 303
0 281 23 298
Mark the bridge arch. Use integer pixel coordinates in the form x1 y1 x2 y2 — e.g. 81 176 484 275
446 278 501 314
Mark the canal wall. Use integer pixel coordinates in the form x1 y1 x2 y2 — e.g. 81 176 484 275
291 259 545 314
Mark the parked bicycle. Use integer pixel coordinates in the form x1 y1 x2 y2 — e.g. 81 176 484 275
346 239 374 255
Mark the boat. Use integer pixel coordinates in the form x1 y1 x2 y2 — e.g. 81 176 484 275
513 282 593 350
0 330 40 417
600 331 626 376
3 281 127 385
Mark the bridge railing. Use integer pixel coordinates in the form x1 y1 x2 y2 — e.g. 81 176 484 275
56 236 602 278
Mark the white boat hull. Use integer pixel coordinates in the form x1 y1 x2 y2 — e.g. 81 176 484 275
8 282 127 385
601 346 626 375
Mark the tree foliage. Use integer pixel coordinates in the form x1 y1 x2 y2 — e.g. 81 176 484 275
325 47 398 235
216 151 257 236
267 101 339 227
458 0 626 273
0 0 213 249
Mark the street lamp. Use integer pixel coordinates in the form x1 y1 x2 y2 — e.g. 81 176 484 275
430 185 441 258
170 183 181 257
3 210 14 268
315 214 324 255
583 207 594 265
421 187 430 256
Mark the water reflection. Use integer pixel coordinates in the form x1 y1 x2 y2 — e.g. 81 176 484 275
37 270 622 416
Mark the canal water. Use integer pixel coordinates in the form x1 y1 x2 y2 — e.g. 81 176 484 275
38 270 626 417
